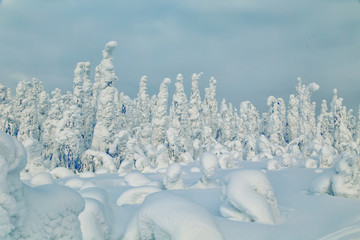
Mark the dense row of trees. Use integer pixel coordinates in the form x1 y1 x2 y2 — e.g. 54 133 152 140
0 41 359 173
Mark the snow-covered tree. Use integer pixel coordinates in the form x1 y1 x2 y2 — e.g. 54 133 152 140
264 96 286 146
285 94 299 143
189 73 203 140
168 74 191 161
330 89 354 153
91 41 119 155
0 84 17 136
152 78 171 148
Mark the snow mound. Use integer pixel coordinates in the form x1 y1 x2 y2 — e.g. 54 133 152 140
123 192 224 240
220 170 280 225
267 159 281 170
22 184 84 240
309 169 335 195
65 178 86 189
163 163 184 190
30 172 54 186
218 152 235 169
116 186 161 206
124 171 153 187
50 167 75 179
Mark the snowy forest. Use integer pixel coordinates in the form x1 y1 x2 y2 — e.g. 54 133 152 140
1 41 360 239
1 41 359 174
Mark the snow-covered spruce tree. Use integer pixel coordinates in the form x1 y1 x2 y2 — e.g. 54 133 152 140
356 106 360 154
15 79 49 142
316 100 332 146
152 78 171 148
218 99 236 143
41 88 64 167
134 75 152 149
0 84 17 136
296 77 319 146
189 72 203 140
238 101 260 159
238 101 260 142
91 41 119 155
330 89 354 153
264 96 286 146
168 73 191 162
203 77 218 137
73 61 95 149
285 94 299 143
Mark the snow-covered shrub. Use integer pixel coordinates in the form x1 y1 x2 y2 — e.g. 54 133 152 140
118 160 133 174
80 150 116 173
305 158 318 168
22 184 84 240
199 152 219 185
318 144 336 168
310 154 360 199
178 152 193 163
267 159 281 170
218 152 235 169
23 137 49 174
220 170 280 225
116 186 161 206
122 192 224 240
124 171 156 187
332 154 360 198
163 163 184 190
0 130 27 239
279 153 296 167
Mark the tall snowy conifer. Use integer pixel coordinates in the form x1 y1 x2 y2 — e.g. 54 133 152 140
152 78 171 148
285 94 299 143
0 84 17 136
189 73 203 140
91 41 119 155
169 74 191 161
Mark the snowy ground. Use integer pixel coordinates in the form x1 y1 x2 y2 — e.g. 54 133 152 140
22 159 360 240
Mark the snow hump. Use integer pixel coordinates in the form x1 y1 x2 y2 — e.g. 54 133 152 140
123 192 224 240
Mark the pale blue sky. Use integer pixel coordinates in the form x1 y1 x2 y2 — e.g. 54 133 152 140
0 0 359 112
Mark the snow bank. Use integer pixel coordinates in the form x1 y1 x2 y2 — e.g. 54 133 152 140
0 130 27 239
122 192 224 240
22 184 84 239
124 171 153 187
163 163 184 190
116 186 161 206
220 170 280 225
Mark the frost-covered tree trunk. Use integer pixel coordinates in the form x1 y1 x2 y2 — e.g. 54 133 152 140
152 78 171 148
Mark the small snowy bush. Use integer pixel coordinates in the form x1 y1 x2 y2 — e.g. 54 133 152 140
220 170 280 225
199 152 219 185
116 186 161 206
163 163 184 190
